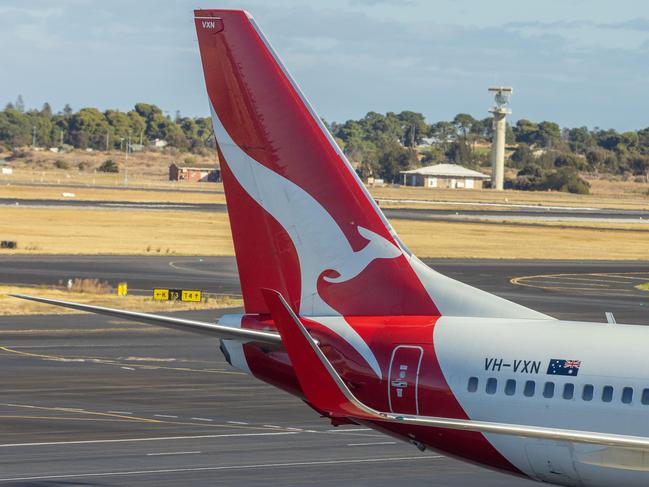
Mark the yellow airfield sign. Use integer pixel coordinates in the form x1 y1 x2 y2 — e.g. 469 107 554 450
153 288 202 302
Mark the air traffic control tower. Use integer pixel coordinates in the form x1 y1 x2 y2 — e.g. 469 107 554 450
488 86 512 191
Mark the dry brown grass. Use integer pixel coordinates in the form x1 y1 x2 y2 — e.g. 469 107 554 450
66 278 112 294
0 183 225 204
370 184 649 211
1 148 218 188
0 285 242 316
2 206 649 260
392 219 649 260
0 207 234 255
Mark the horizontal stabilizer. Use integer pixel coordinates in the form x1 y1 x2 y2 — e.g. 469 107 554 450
9 294 281 345
261 288 649 450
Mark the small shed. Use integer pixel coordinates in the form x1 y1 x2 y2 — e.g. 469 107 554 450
0 160 12 175
169 162 221 182
400 164 490 189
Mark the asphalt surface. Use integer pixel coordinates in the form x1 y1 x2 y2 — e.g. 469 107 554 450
4 197 649 225
1 256 649 486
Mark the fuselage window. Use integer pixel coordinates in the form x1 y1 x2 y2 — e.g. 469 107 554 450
602 386 614 403
642 389 649 405
486 378 497 395
622 387 633 404
543 382 555 399
563 383 575 400
524 380 535 397
582 384 594 401
467 377 478 393
505 379 516 396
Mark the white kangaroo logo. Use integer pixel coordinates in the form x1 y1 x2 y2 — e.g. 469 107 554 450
210 104 401 377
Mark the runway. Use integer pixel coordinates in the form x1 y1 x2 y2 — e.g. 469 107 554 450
3 197 649 225
1 256 649 485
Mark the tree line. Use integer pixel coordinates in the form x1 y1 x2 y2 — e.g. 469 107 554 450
2 97 649 193
328 112 649 183
0 97 214 154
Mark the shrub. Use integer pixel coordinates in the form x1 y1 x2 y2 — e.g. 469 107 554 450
77 161 89 171
98 159 119 173
510 166 590 194
183 156 197 165
54 159 69 169
62 278 112 294
8 148 29 160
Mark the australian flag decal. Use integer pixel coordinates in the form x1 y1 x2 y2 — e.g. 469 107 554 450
547 359 581 376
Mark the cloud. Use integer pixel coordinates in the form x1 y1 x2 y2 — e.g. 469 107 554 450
1 0 648 129
600 17 649 31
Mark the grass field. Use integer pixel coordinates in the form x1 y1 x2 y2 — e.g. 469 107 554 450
371 184 649 211
0 285 243 316
0 183 226 204
2 206 649 260
3 177 649 212
0 207 234 255
0 148 218 188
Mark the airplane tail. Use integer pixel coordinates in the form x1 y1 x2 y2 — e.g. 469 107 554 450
194 9 548 321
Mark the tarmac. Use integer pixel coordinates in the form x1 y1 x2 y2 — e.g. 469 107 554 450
1 256 649 485
3 197 649 225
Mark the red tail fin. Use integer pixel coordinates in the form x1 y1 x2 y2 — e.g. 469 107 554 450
194 9 437 317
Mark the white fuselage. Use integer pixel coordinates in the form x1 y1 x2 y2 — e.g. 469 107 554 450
436 316 649 486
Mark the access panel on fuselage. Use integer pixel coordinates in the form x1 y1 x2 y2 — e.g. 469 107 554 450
388 345 423 415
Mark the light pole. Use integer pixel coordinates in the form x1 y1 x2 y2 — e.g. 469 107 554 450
124 134 130 187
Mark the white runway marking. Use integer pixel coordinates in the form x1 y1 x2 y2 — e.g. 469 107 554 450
347 441 398 447
147 451 201 456
326 428 371 433
227 420 248 425
0 455 441 483
0 431 298 448
121 367 135 371
191 417 213 422
107 411 132 415
153 414 178 418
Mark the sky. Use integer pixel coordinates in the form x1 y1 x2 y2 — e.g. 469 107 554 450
1 0 649 130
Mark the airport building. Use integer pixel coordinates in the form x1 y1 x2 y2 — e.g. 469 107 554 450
400 163 490 189
169 162 221 182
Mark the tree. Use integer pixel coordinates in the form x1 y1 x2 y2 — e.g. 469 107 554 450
637 127 649 154
630 155 649 180
375 137 417 182
98 159 119 173
510 143 534 168
471 118 492 140
513 119 539 145
566 127 593 154
554 151 586 171
594 129 623 151
104 109 131 148
397 111 427 147
429 121 456 150
15 95 25 113
127 111 146 143
68 108 109 149
453 113 476 140
445 139 474 166
41 103 52 119
537 121 562 148
63 103 73 118
0 108 31 147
